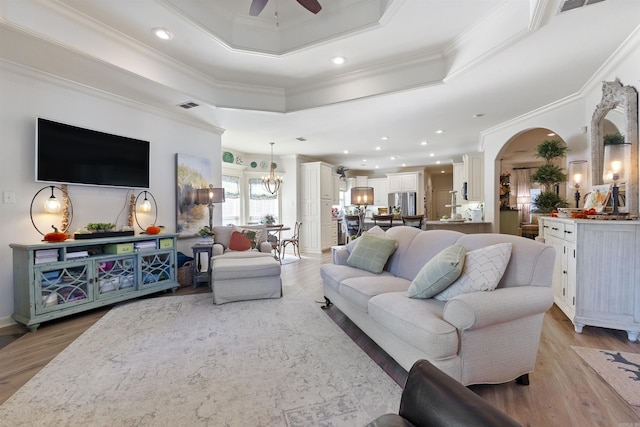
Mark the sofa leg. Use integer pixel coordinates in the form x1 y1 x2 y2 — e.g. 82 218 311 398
516 373 530 386
321 297 333 310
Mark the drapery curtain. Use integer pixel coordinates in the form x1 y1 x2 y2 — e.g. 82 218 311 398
515 169 531 224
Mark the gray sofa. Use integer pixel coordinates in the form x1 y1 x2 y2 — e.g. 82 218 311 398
320 226 555 386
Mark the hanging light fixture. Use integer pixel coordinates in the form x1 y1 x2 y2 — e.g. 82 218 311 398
44 186 61 213
262 142 283 195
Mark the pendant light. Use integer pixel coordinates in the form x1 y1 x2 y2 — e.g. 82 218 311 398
262 142 283 195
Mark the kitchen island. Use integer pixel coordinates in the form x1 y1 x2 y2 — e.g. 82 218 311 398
424 221 492 234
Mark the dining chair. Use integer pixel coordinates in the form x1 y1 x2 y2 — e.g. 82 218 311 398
266 224 284 263
401 214 424 229
280 222 302 259
344 215 362 241
372 214 394 230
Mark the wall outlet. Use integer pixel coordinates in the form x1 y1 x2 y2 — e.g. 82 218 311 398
3 191 16 204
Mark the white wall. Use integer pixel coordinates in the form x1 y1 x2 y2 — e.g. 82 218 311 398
481 31 640 230
0 64 223 325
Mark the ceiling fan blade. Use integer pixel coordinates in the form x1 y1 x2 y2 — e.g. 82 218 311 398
249 0 269 16
296 0 322 14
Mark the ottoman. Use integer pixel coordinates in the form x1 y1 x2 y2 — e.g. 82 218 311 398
211 256 282 304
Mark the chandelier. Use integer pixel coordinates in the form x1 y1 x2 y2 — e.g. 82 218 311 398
262 142 283 194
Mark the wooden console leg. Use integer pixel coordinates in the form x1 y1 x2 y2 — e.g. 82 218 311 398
516 373 530 386
320 297 332 310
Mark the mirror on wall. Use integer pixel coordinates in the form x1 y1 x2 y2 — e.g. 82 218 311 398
590 79 639 216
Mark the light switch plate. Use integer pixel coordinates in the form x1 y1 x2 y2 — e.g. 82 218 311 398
3 191 16 204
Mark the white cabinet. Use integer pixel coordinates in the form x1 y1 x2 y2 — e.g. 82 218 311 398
387 173 419 193
300 162 334 254
368 178 388 207
355 176 368 187
463 152 483 201
452 163 465 195
541 217 640 341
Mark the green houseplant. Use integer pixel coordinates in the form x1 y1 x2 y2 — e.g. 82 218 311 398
530 139 569 213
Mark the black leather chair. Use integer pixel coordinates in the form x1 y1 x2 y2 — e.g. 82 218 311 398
366 360 522 427
372 214 394 230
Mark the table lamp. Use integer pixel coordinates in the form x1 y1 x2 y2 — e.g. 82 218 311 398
602 143 630 215
569 160 588 208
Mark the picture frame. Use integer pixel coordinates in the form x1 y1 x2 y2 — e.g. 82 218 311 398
583 184 611 212
175 153 212 238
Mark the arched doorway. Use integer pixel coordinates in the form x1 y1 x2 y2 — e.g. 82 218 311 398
497 128 568 237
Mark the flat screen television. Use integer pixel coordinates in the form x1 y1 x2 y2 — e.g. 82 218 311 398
36 118 150 188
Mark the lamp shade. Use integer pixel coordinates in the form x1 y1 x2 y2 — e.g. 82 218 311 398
568 160 588 189
195 186 225 204
351 187 374 205
602 143 630 183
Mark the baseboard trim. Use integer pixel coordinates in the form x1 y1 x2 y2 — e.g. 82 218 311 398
0 316 16 329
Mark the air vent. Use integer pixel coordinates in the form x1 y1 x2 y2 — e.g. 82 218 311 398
177 101 199 109
559 0 605 13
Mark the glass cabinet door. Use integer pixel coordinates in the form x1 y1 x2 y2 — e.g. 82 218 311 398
35 262 92 314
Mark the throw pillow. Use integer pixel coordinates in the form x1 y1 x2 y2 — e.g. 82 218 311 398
407 245 466 299
228 231 252 251
346 225 387 253
346 232 397 274
434 242 512 301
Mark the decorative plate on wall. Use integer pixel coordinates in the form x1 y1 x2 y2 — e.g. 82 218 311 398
222 152 234 163
250 161 257 168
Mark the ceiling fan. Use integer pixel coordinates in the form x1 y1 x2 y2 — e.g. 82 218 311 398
249 0 322 17
336 166 349 179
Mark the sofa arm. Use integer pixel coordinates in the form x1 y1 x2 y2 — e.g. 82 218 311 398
212 243 225 257
443 286 553 331
367 359 521 427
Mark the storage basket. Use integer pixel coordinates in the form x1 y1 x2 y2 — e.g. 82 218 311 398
177 261 193 287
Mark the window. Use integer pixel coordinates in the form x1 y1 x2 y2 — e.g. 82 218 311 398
248 178 279 223
222 175 240 225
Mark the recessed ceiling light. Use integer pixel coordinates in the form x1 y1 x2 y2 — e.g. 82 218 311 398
296 137 307 142
473 113 485 118
343 150 349 154
362 159 367 162
421 141 428 145
436 161 441 164
429 153 435 157
375 165 379 169
547 132 556 136
402 163 406 167
381 136 389 140
330 56 346 65
441 170 445 174
436 129 444 134
153 27 173 40
375 146 381 151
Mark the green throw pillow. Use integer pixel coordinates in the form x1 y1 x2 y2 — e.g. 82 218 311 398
407 245 466 299
346 233 397 274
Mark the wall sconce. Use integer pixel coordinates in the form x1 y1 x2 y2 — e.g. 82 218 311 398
569 160 588 208
603 143 630 215
134 190 157 231
30 185 73 237
195 185 225 230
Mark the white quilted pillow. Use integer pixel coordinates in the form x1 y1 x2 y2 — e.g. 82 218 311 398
433 242 512 301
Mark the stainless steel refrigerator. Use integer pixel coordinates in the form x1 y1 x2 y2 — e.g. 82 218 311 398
388 192 417 216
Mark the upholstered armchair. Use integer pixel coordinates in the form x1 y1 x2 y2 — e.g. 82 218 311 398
212 225 273 258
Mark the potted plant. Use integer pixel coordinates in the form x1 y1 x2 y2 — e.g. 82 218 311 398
604 132 625 145
530 139 569 213
261 214 276 225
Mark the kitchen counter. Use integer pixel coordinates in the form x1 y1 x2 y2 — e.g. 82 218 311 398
424 221 492 234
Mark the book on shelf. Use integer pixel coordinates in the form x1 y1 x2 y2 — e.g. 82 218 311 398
66 250 90 259
134 241 157 251
35 255 59 264
35 248 59 258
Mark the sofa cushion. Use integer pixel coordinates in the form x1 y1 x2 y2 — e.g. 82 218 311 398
434 243 512 301
407 245 466 299
368 292 458 360
320 264 394 293
213 225 234 249
340 276 412 313
347 233 397 274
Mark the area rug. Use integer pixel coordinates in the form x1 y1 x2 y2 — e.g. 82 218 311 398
0 292 401 426
572 346 640 407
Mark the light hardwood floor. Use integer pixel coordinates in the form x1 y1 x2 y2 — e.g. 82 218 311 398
1 252 639 426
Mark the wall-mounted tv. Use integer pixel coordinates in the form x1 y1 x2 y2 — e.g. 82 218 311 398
36 118 150 189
